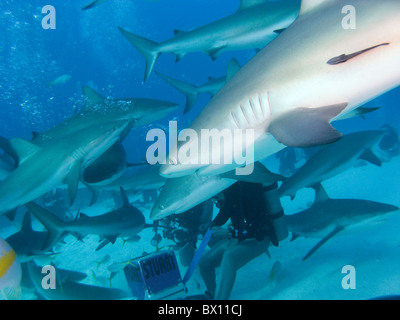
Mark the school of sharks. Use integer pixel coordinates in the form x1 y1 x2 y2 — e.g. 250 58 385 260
0 0 400 300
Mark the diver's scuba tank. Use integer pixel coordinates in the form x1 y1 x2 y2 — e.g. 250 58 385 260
262 182 288 245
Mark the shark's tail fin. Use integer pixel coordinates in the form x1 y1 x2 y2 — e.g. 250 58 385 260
155 71 199 114
118 27 161 82
25 202 65 251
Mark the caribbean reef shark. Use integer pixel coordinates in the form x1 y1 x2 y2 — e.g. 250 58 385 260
87 164 166 206
151 162 283 220
279 130 385 200
285 184 399 260
30 86 178 186
119 0 300 81
0 120 128 213
160 0 400 179
25 188 146 251
156 58 241 114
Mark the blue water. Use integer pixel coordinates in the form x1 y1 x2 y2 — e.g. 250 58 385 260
1 0 400 300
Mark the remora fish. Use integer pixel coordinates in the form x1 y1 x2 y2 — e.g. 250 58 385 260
279 130 385 200
151 162 284 220
0 120 129 213
286 184 399 260
160 0 400 179
118 0 300 81
25 188 147 251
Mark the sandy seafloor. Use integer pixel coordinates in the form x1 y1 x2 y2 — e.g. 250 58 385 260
1 151 399 301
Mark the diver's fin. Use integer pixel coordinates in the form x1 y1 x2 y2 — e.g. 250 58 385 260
303 226 344 261
118 27 161 82
268 103 347 148
359 149 382 167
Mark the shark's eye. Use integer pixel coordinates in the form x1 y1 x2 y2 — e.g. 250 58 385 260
159 205 165 210
169 157 178 165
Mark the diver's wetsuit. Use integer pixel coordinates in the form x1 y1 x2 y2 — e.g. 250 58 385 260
213 182 278 244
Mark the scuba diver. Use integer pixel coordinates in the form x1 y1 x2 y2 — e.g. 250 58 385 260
153 199 214 267
199 181 287 300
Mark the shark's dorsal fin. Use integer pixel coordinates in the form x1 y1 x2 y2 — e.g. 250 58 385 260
9 138 41 165
359 149 382 167
120 187 130 208
82 86 105 111
226 58 241 82
22 212 33 232
314 183 329 203
239 0 267 11
299 0 327 16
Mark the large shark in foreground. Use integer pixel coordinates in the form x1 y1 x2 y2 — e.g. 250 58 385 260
286 185 399 260
119 0 300 81
279 130 385 200
0 120 128 213
160 0 400 179
25 188 146 251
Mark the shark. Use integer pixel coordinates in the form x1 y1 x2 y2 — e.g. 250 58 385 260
87 164 166 206
26 260 129 300
48 75 72 87
285 184 399 260
118 0 300 81
32 85 178 145
25 187 147 251
30 86 178 187
279 130 385 200
156 58 241 114
159 0 400 179
0 120 129 213
150 162 284 220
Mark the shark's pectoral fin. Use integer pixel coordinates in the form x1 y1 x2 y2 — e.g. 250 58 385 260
63 160 81 206
96 238 111 251
359 149 382 167
303 226 344 261
207 47 226 61
268 103 348 148
290 233 300 242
